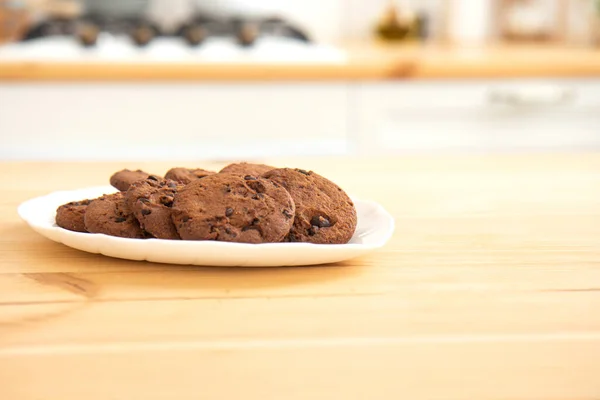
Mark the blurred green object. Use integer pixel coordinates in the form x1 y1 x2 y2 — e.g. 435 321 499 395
4 0 26 9
81 0 150 17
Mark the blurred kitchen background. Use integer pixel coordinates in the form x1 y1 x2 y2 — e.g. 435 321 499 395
1 0 600 160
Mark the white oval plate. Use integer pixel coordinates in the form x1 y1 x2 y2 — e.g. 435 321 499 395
18 186 394 267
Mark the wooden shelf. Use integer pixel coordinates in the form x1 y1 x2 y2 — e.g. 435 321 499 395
1 43 600 81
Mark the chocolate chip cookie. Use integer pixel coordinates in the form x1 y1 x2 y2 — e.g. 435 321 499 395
110 169 155 191
164 167 215 184
171 174 295 243
219 162 275 177
55 199 93 232
262 168 357 244
126 177 183 240
84 192 147 238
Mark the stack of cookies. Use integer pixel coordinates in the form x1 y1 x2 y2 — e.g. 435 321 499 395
56 162 357 244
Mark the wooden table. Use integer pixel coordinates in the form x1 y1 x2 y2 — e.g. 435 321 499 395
1 153 600 399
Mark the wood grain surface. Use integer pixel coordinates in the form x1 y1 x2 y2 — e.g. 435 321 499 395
1 153 600 399
1 44 600 81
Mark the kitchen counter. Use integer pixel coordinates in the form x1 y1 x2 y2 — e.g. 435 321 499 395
1 153 600 399
1 42 600 81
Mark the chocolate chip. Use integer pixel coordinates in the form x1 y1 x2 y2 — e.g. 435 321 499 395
244 175 257 180
225 228 232 235
242 223 260 233
308 227 317 236
246 180 266 193
225 185 232 193
288 233 297 242
168 182 177 188
141 209 152 216
252 193 264 200
310 216 331 228
282 209 293 219
139 197 150 204
159 196 174 207
147 175 159 181
297 169 309 175
182 216 190 222
241 218 260 231
115 217 127 223
225 207 233 217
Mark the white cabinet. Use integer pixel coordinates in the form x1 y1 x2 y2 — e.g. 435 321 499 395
0 83 350 160
1 79 599 160
353 80 600 153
